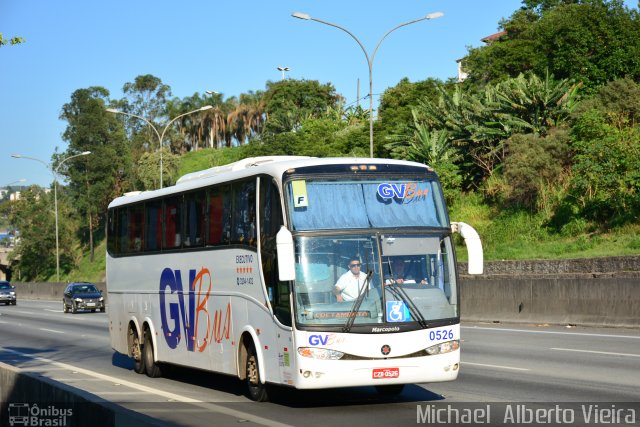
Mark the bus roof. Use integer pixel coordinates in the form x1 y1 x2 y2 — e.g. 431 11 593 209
108 156 431 208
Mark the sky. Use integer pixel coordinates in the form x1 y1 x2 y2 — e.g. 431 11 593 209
1 0 635 187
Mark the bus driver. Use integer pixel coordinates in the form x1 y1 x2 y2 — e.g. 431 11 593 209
333 258 368 302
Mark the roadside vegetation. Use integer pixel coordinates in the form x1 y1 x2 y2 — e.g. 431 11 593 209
2 0 639 282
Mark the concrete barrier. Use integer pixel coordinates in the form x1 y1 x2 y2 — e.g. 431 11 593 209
460 277 640 327
0 362 161 426
12 282 107 303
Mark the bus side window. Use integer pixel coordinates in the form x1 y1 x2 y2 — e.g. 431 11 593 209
184 191 205 247
164 196 182 249
145 201 163 251
107 208 117 255
128 205 145 252
231 180 256 247
207 186 230 246
117 208 129 254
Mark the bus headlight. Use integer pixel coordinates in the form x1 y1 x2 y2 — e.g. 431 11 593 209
297 347 344 360
425 340 459 355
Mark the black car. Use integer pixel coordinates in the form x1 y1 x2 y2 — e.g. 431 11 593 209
0 280 16 305
62 282 105 313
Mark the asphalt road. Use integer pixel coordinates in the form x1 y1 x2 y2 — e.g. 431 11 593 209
1 300 639 426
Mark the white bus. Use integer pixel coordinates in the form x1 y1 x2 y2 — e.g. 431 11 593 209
106 156 483 401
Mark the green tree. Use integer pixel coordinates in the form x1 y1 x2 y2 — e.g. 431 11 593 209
463 0 640 93
136 147 180 189
117 75 172 167
573 77 640 128
262 79 340 135
6 186 74 280
412 72 579 186
567 110 640 224
0 33 25 47
60 87 132 261
502 130 572 209
377 77 446 155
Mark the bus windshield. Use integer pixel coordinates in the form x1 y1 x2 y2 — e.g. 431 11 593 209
292 233 458 329
285 177 448 230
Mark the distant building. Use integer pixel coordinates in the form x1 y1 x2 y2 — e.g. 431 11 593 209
456 30 508 82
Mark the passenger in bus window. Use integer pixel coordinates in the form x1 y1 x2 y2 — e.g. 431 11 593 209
333 257 368 302
385 257 427 285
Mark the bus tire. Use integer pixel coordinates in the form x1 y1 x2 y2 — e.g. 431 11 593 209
129 327 145 374
246 344 269 402
143 330 162 378
375 384 405 396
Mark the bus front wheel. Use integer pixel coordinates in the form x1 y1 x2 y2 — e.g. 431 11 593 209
246 345 269 402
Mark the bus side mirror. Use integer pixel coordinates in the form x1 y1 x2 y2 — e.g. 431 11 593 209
276 226 296 281
451 222 484 275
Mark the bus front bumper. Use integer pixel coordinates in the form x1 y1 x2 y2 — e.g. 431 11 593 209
293 350 460 389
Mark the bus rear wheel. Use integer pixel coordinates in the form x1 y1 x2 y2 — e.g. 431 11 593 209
129 328 145 374
143 330 162 378
246 345 269 402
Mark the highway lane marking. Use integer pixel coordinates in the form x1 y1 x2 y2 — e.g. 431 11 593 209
2 348 293 427
95 391 146 395
462 362 529 371
551 348 640 358
463 326 640 340
39 328 64 334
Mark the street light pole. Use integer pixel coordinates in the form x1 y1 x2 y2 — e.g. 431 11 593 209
291 11 443 158
12 151 91 282
106 106 213 189
277 66 291 80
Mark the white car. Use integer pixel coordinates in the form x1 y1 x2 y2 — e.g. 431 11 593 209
0 280 16 305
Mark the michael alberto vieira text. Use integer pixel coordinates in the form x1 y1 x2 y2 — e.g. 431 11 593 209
416 403 637 425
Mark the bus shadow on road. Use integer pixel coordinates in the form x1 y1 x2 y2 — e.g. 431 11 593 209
267 384 444 407
110 351 444 405
111 351 246 396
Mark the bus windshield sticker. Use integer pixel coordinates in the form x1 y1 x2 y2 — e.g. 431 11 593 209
292 180 309 208
312 311 370 319
377 182 429 203
386 301 411 322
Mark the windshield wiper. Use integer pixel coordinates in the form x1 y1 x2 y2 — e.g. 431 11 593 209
386 281 428 329
342 270 373 333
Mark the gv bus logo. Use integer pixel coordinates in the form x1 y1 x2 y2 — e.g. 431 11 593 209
159 267 231 352
309 334 329 346
377 183 429 201
378 183 407 200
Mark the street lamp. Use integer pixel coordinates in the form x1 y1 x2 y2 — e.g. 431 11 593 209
11 151 91 282
106 105 213 189
3 179 27 187
277 66 291 80
292 11 443 158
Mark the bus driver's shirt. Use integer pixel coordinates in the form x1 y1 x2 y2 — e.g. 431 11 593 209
335 272 367 301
